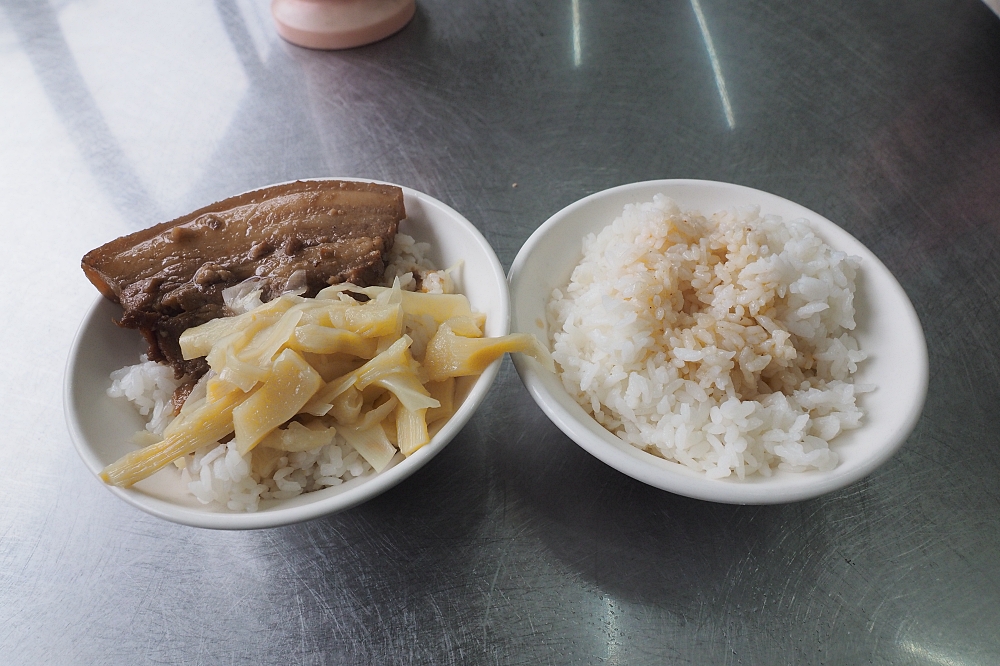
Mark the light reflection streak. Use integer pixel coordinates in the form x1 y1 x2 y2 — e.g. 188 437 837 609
572 0 581 67
690 0 735 129
603 595 622 664
898 639 975 666
57 0 249 209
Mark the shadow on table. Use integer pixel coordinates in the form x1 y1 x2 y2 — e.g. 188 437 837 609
482 370 854 616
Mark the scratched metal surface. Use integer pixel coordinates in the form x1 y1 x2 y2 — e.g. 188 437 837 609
1 0 999 663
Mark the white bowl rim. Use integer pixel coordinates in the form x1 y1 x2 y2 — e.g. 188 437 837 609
64 177 509 529
508 178 928 504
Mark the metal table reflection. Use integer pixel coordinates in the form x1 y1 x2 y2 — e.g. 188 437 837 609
2 0 999 663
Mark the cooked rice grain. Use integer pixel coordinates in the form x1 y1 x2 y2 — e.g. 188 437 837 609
547 195 869 479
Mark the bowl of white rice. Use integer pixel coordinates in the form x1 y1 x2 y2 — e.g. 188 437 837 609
65 181 510 529
509 179 927 504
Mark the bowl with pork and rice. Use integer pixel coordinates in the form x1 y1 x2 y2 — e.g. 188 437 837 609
65 180 535 529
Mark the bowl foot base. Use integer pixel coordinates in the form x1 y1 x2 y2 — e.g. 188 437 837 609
272 0 416 50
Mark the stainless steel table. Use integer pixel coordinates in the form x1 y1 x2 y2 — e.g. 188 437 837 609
3 0 999 663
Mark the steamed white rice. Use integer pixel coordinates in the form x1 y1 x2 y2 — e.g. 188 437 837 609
107 233 449 511
547 195 870 479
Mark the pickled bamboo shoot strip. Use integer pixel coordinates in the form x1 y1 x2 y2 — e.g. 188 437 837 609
100 386 246 487
233 349 323 455
424 322 554 382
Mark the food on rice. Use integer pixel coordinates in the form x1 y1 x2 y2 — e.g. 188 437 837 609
547 195 869 479
82 180 406 380
103 235 552 511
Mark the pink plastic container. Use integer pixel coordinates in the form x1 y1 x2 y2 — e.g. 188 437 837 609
272 0 416 50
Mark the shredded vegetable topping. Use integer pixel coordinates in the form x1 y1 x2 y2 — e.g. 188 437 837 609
101 279 553 488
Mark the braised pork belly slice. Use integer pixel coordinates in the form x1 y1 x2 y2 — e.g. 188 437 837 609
82 180 405 379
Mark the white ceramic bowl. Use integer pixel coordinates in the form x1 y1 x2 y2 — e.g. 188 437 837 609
509 179 928 504
65 180 508 529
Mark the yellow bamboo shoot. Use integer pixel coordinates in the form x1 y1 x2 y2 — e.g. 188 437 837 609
257 421 335 452
355 395 399 431
399 291 473 321
423 323 554 382
179 296 295 360
396 404 429 456
100 385 246 487
344 303 403 337
440 315 484 338
329 386 363 424
425 378 455 425
238 308 303 366
338 422 397 471
251 445 286 479
301 336 413 415
290 325 377 358
374 372 439 412
233 349 323 455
